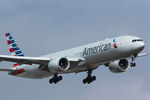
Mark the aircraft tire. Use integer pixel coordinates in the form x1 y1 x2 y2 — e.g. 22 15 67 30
54 80 57 84
92 76 96 81
83 79 86 84
87 80 91 84
49 79 53 84
59 76 62 81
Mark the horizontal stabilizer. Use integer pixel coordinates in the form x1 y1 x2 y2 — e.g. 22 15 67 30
0 68 14 71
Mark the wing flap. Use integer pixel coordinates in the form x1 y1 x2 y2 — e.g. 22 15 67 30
0 55 51 65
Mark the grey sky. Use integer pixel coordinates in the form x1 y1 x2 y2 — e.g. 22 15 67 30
0 0 149 100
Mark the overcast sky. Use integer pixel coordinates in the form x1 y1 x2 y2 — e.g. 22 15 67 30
0 0 150 100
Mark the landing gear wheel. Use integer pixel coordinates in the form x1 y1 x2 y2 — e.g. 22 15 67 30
49 74 63 84
92 76 96 81
49 79 53 84
54 80 57 84
130 54 137 67
130 63 136 67
87 81 91 84
83 79 86 84
83 69 96 84
58 76 62 81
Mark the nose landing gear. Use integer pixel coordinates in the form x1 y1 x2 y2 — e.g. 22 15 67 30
83 69 96 84
130 54 137 67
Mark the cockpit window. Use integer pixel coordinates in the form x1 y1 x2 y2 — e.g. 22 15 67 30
132 39 143 42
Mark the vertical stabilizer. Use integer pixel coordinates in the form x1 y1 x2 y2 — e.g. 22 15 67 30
5 32 24 68
5 33 24 56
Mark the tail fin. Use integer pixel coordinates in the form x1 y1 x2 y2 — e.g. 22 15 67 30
5 33 24 56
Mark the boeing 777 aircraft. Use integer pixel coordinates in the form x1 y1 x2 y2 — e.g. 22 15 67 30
0 33 147 84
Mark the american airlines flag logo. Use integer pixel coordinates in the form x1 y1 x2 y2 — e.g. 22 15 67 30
5 33 24 56
113 39 118 48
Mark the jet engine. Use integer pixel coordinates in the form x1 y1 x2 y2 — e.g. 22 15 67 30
48 58 70 73
109 59 129 73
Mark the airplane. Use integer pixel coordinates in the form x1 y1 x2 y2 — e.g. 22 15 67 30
0 33 147 84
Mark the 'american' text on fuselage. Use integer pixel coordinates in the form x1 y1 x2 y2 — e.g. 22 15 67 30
82 43 112 56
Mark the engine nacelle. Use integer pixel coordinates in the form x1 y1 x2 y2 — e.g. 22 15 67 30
48 58 70 73
109 59 129 73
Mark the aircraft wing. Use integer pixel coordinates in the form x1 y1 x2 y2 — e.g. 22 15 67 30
67 57 85 62
0 55 51 65
138 53 148 57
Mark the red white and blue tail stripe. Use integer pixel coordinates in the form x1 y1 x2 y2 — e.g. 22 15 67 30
5 33 24 56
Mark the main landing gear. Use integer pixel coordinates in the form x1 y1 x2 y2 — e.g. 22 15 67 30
83 69 96 84
130 54 137 67
49 73 62 84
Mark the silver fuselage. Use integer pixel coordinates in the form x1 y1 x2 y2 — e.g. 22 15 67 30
11 35 145 79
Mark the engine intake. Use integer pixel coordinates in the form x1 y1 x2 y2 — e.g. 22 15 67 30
59 58 70 70
119 59 129 71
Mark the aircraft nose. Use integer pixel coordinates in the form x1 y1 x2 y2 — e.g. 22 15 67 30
136 41 145 51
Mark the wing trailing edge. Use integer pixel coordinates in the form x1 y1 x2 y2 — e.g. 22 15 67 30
0 55 51 65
